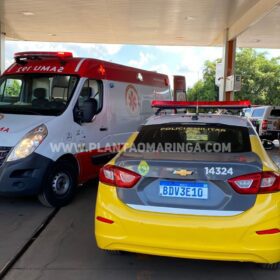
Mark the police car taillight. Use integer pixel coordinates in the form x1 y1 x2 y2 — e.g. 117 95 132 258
14 51 73 61
99 165 141 188
228 172 280 194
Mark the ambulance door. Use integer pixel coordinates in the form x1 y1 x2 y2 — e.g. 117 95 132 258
73 79 110 181
79 79 110 147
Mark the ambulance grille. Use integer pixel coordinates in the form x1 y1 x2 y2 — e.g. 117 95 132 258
0 147 11 167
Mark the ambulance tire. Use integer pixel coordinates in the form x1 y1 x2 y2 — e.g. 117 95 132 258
38 160 78 208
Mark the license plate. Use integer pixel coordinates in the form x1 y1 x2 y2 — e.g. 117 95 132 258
159 181 208 200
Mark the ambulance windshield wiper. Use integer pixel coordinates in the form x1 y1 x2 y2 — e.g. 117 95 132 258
0 107 43 116
17 109 43 115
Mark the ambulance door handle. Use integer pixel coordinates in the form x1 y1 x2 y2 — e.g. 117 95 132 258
100 127 108 131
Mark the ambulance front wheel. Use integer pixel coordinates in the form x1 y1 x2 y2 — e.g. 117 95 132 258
38 159 78 207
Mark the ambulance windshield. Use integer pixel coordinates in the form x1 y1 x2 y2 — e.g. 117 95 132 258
0 74 79 116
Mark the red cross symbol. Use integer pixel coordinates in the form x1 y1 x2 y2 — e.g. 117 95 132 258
125 85 139 114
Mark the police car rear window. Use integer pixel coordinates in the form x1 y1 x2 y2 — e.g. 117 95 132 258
134 124 251 153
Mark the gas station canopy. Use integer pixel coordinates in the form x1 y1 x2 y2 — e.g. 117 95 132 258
1 0 280 48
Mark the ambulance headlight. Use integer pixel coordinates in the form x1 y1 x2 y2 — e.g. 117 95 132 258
7 124 48 161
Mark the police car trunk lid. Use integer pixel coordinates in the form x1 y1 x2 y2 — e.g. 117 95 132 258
115 151 262 216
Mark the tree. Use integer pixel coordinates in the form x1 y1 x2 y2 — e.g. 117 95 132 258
5 80 21 97
187 60 220 101
235 49 280 105
187 49 280 105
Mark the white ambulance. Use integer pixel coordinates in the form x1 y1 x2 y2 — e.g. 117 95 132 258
0 51 171 207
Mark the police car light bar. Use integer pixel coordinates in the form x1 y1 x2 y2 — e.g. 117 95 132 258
152 100 251 115
152 100 251 110
14 51 73 61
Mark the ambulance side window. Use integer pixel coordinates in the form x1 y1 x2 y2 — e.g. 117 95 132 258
0 78 22 103
0 81 4 98
79 80 103 114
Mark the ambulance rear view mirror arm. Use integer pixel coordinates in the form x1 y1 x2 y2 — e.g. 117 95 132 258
73 106 83 124
74 99 98 124
82 99 98 122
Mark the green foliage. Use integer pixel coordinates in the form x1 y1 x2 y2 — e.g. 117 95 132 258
187 59 221 101
187 48 280 105
5 80 21 97
235 49 280 105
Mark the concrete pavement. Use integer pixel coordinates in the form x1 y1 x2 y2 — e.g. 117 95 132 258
3 183 280 280
0 196 52 275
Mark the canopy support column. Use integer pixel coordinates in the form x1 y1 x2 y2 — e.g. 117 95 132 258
219 29 236 101
0 23 5 74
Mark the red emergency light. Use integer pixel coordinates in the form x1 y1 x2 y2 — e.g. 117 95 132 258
14 51 73 61
98 64 106 76
152 100 251 110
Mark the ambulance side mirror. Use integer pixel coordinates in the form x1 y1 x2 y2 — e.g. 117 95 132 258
81 98 98 122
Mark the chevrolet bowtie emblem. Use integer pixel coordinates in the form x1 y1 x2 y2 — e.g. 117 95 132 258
173 169 193 176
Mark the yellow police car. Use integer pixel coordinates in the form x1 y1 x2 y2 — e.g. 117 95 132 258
95 101 280 269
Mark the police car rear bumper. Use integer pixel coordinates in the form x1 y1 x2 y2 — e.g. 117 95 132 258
95 184 280 264
0 152 53 196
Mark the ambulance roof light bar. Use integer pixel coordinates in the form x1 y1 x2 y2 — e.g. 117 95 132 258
151 100 251 115
14 51 73 63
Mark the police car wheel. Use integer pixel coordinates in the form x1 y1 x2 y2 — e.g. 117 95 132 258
38 160 77 208
259 263 279 270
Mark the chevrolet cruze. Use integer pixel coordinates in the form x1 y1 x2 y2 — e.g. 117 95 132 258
95 101 280 269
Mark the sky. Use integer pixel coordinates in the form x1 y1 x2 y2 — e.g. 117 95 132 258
4 41 280 88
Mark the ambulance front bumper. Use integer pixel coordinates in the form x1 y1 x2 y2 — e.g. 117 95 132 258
0 152 53 196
